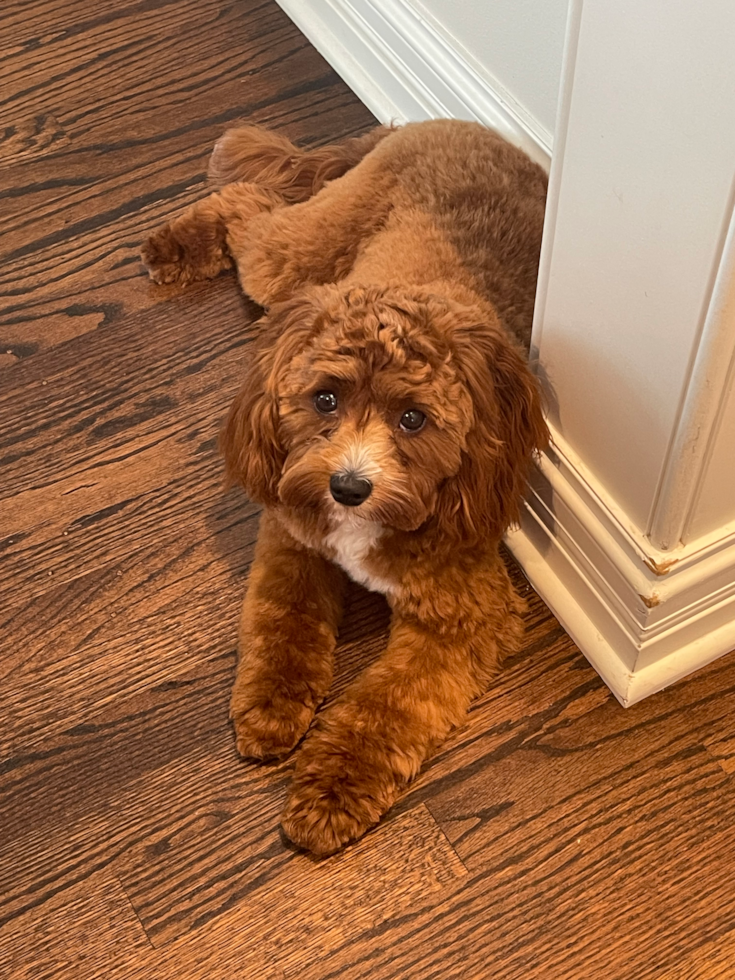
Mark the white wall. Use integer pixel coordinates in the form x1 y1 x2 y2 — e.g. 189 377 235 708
275 0 566 167
405 0 568 147
533 0 735 540
683 290 735 544
689 377 735 542
509 0 735 703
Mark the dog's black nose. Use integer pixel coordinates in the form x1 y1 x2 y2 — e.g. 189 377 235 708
329 472 373 507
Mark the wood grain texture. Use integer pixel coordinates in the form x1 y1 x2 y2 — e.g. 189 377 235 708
0 874 155 980
704 728 735 775
0 0 375 359
654 929 735 980
132 803 467 957
2 1 735 978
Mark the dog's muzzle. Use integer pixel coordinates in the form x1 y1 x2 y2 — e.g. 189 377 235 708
329 472 373 507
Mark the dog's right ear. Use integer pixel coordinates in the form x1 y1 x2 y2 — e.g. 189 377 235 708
220 341 284 505
220 292 324 504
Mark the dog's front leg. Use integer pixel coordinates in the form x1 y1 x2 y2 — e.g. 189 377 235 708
231 512 345 760
141 183 283 285
280 613 501 856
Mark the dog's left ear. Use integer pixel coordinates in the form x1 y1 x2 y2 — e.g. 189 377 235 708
220 293 322 505
436 312 548 542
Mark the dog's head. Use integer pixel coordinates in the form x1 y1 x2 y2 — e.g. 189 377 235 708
221 284 547 543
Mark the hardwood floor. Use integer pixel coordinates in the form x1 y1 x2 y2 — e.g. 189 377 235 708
1 2 734 977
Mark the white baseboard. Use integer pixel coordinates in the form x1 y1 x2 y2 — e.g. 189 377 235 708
507 430 735 706
275 0 551 170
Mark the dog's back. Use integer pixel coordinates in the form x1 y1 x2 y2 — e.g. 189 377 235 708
366 120 548 349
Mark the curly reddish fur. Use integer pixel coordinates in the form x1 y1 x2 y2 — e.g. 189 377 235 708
142 119 549 856
208 123 394 202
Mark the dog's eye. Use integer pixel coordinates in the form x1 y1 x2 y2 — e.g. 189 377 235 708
314 390 338 414
399 409 426 432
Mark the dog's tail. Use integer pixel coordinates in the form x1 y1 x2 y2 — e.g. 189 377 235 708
207 124 395 203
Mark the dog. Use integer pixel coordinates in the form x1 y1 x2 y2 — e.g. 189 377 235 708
141 119 549 856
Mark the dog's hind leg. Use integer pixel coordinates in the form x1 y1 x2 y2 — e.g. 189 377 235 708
141 182 283 285
208 123 393 203
229 152 400 307
142 125 396 291
230 513 345 760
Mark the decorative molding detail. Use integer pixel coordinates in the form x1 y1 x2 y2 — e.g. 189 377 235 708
506 429 735 706
648 195 735 549
275 0 551 169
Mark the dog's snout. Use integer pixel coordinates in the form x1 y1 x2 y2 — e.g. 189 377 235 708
329 472 373 507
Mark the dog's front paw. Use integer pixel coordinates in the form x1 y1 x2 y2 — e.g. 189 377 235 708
230 693 316 761
280 736 399 856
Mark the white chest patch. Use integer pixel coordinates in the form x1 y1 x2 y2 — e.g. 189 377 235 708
324 516 394 595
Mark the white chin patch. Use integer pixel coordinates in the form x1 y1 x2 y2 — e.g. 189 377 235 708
324 512 393 595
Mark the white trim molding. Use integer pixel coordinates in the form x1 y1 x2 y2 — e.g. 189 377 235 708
275 0 551 169
649 197 735 550
507 430 735 706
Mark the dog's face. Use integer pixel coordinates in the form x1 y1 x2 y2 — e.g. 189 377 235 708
222 285 547 543
269 293 473 533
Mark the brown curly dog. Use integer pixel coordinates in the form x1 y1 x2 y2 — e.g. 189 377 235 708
141 119 549 856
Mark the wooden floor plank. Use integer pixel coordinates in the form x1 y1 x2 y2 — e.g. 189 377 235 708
0 872 155 980
0 282 256 567
143 805 466 977
1 655 274 930
296 820 735 980
706 733 735 774
0 516 246 754
0 0 375 360
654 927 735 980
